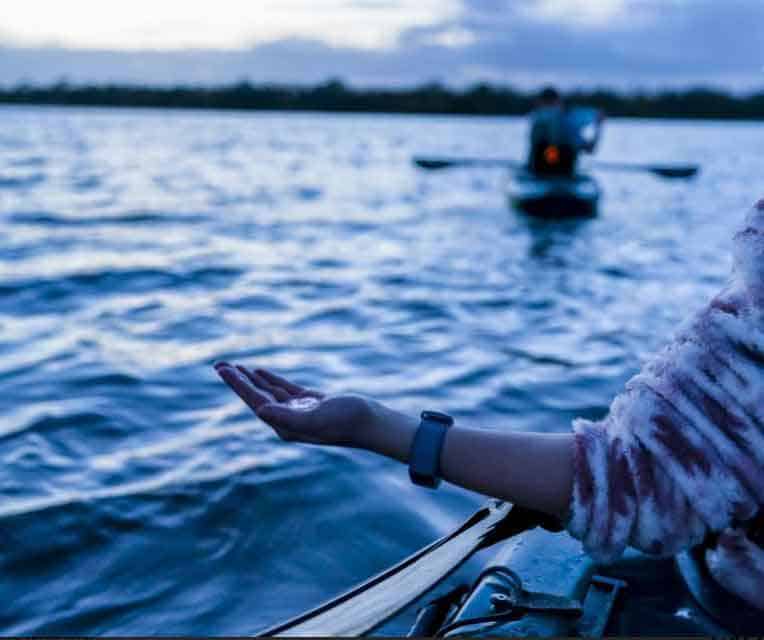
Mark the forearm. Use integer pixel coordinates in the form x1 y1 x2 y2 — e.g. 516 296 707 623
442 428 573 518
361 405 574 519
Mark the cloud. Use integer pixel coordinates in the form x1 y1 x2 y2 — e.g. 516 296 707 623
0 0 458 50
0 0 761 90
412 0 764 88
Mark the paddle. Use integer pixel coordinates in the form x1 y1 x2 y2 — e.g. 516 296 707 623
258 501 559 637
413 156 522 171
592 161 699 179
412 156 700 179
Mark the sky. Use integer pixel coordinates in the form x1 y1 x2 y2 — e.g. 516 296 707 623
0 0 761 91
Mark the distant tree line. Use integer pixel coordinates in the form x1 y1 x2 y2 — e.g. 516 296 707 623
1 79 763 120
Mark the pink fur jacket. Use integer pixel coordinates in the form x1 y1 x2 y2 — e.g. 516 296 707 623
567 199 764 610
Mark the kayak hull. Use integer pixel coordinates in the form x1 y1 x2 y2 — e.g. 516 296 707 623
507 171 600 218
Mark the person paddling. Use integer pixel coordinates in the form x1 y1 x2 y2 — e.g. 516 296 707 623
528 86 602 176
215 200 764 613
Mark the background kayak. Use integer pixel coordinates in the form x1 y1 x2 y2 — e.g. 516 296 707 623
506 170 601 218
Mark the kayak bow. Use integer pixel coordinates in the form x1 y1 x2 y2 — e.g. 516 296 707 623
258 502 555 637
507 170 600 218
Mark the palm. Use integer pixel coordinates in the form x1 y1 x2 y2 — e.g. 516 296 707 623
214 363 371 445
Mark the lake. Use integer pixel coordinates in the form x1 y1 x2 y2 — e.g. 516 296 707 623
0 106 761 634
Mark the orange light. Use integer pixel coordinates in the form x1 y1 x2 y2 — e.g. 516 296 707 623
543 145 560 165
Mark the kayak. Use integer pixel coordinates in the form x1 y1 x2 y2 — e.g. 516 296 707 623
507 170 600 218
260 501 756 636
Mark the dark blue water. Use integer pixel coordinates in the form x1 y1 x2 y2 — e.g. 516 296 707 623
0 105 761 634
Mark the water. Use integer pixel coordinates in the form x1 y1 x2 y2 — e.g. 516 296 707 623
0 105 761 634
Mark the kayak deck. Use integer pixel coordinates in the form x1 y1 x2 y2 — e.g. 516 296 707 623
376 527 736 636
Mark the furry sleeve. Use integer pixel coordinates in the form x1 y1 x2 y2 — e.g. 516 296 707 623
567 200 764 609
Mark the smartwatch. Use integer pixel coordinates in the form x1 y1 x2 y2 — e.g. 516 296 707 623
408 410 454 489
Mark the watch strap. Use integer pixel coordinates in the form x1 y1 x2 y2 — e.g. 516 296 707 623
408 411 453 489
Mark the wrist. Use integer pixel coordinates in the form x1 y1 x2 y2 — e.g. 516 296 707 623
356 402 418 463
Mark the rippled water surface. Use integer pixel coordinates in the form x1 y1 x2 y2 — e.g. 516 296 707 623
0 106 761 634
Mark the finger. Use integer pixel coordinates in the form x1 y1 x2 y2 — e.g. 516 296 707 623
216 364 272 411
237 366 292 402
256 368 323 399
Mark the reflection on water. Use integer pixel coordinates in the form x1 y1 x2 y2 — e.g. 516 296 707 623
0 106 762 634
518 215 593 261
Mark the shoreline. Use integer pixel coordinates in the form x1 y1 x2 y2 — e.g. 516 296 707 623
1 82 762 121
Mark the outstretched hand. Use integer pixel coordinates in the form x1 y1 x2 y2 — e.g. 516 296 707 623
214 364 574 516
214 362 378 447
